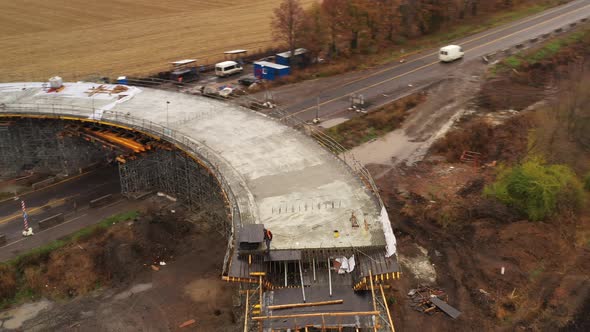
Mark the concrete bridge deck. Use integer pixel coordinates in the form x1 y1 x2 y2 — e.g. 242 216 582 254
0 82 395 253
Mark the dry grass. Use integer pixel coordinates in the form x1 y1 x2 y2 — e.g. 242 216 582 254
326 93 425 148
0 0 316 82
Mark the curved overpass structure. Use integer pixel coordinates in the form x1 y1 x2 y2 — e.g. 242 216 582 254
0 82 398 281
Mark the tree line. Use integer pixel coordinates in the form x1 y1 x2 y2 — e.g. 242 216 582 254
273 0 544 59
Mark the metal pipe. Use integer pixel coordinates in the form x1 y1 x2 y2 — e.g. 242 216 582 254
328 257 332 297
299 260 306 303
284 261 288 287
243 290 249 332
312 257 316 281
369 269 378 332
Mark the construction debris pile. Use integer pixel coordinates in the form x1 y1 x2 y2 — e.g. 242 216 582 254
408 285 461 319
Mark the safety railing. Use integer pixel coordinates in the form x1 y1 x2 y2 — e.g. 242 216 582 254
0 102 258 274
267 106 385 208
125 80 386 208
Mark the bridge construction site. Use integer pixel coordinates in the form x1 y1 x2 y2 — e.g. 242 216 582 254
0 81 400 331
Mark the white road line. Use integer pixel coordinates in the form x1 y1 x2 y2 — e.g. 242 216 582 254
2 213 89 248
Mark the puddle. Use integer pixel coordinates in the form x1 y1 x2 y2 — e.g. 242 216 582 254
0 299 52 330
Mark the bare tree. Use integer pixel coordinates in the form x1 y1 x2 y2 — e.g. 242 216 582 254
272 0 306 65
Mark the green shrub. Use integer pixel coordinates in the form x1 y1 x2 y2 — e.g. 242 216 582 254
504 56 522 68
484 158 583 221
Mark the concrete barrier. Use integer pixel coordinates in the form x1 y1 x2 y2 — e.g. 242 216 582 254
0 234 6 246
38 213 65 230
89 194 114 208
31 177 55 190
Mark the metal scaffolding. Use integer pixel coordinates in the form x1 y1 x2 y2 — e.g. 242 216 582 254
118 149 230 236
0 118 113 177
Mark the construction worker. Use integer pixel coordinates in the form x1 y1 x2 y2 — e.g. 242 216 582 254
263 228 273 254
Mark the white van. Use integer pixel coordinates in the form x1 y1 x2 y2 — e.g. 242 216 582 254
439 45 464 62
215 61 243 77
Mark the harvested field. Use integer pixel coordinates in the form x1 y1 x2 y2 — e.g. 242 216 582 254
0 0 315 82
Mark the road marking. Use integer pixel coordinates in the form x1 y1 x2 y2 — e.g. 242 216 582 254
1 213 89 248
0 169 96 204
0 195 77 225
53 213 89 228
283 2 590 119
1 199 127 249
102 200 123 209
308 1 576 98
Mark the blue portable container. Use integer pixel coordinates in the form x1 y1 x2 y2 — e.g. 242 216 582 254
116 76 128 85
253 61 290 81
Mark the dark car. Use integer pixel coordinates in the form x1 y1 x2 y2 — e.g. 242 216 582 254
238 76 260 87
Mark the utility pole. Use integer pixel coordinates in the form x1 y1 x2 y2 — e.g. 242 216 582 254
166 101 170 128
313 95 320 124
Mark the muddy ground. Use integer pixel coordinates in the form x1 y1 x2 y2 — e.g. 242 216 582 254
0 199 238 332
380 161 589 331
365 39 590 331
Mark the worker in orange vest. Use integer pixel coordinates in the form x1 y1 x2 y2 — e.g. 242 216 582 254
263 228 273 255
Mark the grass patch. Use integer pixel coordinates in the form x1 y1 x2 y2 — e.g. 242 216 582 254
325 93 424 148
493 27 590 73
504 56 522 69
0 210 139 308
9 210 139 267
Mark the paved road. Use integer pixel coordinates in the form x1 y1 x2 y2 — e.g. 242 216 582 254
0 166 120 242
279 0 590 122
0 198 142 262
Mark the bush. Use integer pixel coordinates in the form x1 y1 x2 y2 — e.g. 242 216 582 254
584 173 590 191
484 158 583 221
0 265 17 301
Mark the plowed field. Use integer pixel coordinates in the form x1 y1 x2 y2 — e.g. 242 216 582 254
0 0 315 82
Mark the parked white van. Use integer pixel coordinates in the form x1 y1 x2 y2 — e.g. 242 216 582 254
215 61 243 77
439 45 464 62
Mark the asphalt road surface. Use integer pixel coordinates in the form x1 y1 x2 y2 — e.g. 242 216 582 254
0 166 120 243
280 0 590 122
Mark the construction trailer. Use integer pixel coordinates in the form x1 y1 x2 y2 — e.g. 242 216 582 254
169 59 199 83
225 224 401 331
224 49 248 64
253 61 290 81
275 48 309 68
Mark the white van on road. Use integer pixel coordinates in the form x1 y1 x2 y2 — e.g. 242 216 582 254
215 61 243 77
439 45 464 62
